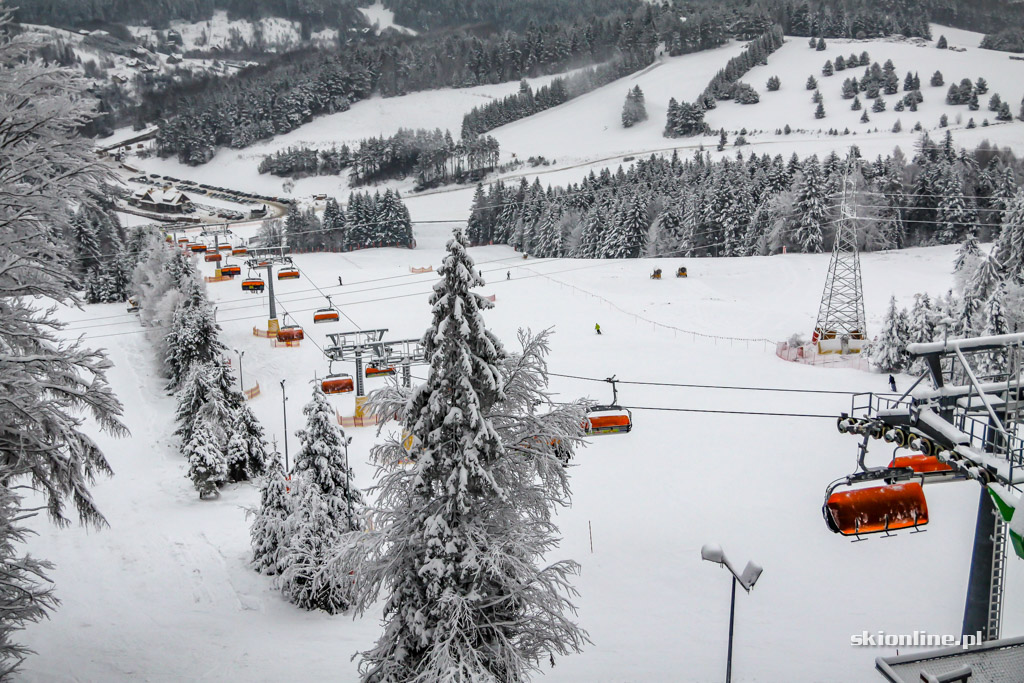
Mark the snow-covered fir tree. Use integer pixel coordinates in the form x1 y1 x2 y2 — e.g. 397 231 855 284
621 85 647 128
0 15 128 672
347 228 588 681
954 232 982 272
995 190 1024 280
978 283 1009 376
906 293 937 373
292 385 364 532
184 417 228 498
250 450 292 576
604 192 648 258
227 402 270 481
794 157 829 253
870 296 910 372
279 477 352 613
164 279 225 392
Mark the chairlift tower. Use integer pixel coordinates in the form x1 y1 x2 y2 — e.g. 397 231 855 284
812 173 867 355
245 246 291 335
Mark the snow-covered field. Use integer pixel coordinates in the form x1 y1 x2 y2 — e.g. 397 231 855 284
20 227 1024 681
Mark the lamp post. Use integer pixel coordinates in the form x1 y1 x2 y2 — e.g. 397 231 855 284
280 379 289 472
234 349 245 394
701 544 763 683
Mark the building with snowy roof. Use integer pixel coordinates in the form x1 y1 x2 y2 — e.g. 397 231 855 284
130 187 192 214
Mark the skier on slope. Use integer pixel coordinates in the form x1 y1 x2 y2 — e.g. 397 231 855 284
506 271 510 280
338 276 343 286
888 375 897 392
595 323 602 335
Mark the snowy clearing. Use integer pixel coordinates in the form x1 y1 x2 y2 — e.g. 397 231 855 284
20 232 1023 682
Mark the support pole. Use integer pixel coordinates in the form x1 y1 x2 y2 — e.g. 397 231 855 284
726 575 736 683
355 347 365 397
962 487 999 639
280 379 289 472
402 359 411 389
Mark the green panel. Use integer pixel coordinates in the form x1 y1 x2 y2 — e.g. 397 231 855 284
1011 531 1024 562
987 486 1017 523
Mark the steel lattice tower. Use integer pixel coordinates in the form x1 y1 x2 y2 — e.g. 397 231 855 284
812 174 867 354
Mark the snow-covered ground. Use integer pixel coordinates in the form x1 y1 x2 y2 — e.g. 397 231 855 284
20 229 1024 681
358 1 416 35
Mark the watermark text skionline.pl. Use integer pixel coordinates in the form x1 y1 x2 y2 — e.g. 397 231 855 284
851 631 983 650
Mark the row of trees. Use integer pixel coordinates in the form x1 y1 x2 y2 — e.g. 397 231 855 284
265 189 414 252
257 144 353 178
464 134 1022 260
664 27 784 138
257 129 500 189
460 50 654 139
870 196 1024 374
132 242 271 496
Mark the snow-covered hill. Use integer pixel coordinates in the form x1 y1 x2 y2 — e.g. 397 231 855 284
124 23 1024 231
20 231 1024 681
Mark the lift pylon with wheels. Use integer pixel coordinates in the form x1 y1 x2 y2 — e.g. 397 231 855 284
827 332 1024 642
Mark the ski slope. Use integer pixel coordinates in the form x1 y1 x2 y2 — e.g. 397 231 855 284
20 227 1024 681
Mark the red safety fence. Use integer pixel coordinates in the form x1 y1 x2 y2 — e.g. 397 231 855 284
244 382 261 400
410 266 434 274
336 410 383 428
205 275 233 283
273 339 300 348
252 327 274 338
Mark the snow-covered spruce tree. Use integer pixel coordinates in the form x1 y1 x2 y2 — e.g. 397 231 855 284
994 190 1024 281
621 85 647 128
604 192 649 258
906 293 937 374
227 402 270 481
346 226 589 681
183 417 228 498
292 385 364 532
793 158 828 253
164 277 225 392
0 11 128 672
870 296 910 372
250 451 292 576
173 361 216 454
978 283 1009 376
954 232 982 272
279 476 352 613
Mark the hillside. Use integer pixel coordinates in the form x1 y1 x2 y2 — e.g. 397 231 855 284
20 229 1024 681
124 24 1024 226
